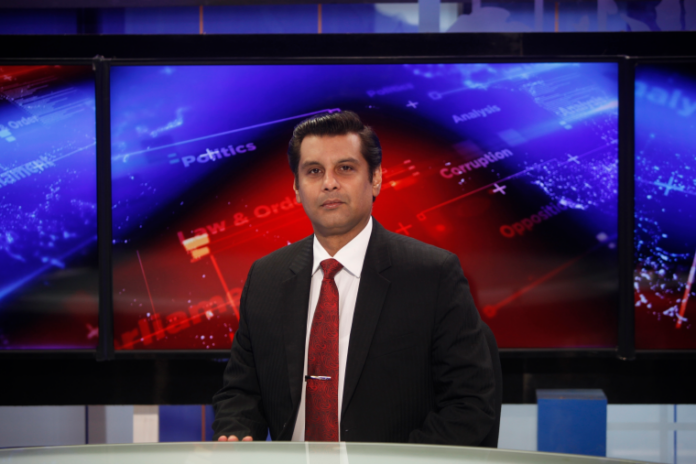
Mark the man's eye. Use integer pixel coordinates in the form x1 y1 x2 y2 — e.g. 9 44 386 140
308 168 321 175
339 165 353 171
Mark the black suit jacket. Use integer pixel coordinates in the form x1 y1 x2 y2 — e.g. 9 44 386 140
212 219 495 445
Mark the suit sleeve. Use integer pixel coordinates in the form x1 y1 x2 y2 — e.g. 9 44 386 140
408 253 496 445
211 262 269 441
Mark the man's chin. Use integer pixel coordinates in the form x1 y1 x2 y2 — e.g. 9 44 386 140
312 215 360 237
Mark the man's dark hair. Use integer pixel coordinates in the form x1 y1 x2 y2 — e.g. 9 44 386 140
287 111 382 181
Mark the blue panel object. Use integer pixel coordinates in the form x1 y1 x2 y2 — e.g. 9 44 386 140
159 405 202 442
0 9 77 34
97 9 126 34
124 7 198 34
537 389 607 456
204 5 317 34
204 405 214 441
323 4 376 33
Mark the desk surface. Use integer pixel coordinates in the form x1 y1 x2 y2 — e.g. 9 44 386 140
0 442 647 464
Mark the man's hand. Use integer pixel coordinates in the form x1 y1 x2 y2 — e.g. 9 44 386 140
217 435 254 442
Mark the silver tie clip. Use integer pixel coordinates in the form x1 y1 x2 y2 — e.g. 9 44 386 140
305 375 332 381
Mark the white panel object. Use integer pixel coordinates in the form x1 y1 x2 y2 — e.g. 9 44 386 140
608 404 670 424
607 405 676 464
0 406 86 448
88 405 134 444
439 3 459 32
418 0 440 32
677 406 696 464
607 430 671 464
678 405 696 423
498 404 537 451
375 4 418 26
133 405 159 443
677 431 696 464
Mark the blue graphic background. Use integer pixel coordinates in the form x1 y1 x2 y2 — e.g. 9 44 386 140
634 62 696 349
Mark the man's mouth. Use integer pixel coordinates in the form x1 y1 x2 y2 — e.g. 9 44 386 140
321 200 344 209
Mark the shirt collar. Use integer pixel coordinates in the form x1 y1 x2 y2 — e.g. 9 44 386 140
312 217 373 279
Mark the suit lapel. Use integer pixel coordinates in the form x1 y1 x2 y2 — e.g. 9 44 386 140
342 220 392 418
282 236 314 416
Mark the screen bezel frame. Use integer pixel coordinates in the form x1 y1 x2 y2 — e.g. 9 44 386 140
105 56 628 359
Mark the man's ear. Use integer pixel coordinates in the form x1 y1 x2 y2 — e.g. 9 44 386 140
293 179 301 204
372 165 382 198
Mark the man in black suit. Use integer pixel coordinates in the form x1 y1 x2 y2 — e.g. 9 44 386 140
212 111 495 444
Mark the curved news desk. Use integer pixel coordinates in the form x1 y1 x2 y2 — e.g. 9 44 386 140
0 442 646 464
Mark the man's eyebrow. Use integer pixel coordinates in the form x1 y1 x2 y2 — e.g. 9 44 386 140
300 158 360 168
300 160 323 169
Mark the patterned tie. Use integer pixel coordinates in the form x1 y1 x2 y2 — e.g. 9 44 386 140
305 258 343 441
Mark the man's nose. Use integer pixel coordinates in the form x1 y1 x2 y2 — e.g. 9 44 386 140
322 171 339 190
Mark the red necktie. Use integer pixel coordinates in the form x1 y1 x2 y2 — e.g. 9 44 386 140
305 258 343 441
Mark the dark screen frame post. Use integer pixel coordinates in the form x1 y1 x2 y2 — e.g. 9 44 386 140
96 57 114 362
617 57 635 361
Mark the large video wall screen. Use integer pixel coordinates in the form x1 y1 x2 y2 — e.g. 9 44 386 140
0 65 98 350
634 62 696 350
110 62 619 350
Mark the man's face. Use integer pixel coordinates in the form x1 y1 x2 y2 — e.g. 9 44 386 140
294 133 381 239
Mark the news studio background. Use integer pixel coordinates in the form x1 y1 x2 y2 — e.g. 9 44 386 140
110 62 619 351
0 65 98 350
0 27 695 462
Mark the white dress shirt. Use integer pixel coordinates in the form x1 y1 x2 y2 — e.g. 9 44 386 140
291 217 373 441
